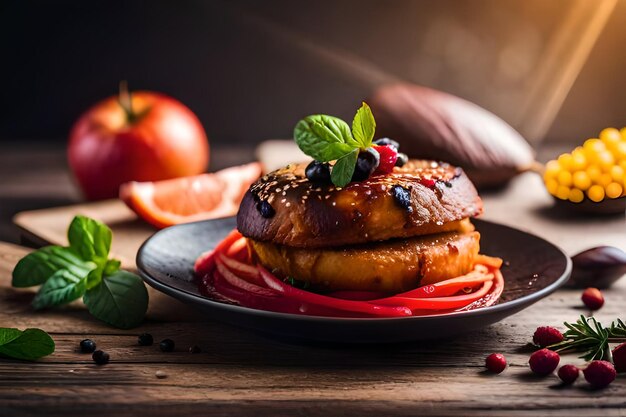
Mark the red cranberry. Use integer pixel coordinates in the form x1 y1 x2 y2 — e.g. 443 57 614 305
485 353 507 373
373 145 398 174
419 178 436 188
529 348 560 375
583 360 616 388
532 326 564 347
557 364 580 384
581 287 604 310
612 342 626 373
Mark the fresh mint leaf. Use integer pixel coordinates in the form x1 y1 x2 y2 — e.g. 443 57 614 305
0 328 55 361
68 215 112 266
103 259 121 276
84 270 148 329
331 149 359 187
12 246 95 288
351 102 376 148
32 269 87 310
294 115 356 162
0 328 22 346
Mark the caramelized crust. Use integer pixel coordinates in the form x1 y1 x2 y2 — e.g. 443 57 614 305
250 230 480 292
237 160 482 248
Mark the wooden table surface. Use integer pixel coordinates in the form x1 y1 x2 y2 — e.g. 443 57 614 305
1 142 626 416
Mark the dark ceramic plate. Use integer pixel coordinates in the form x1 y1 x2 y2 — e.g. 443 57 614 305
137 218 571 343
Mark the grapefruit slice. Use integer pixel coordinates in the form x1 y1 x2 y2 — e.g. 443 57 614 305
120 162 262 228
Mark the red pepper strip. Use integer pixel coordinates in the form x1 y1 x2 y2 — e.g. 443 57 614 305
479 269 504 308
215 260 278 297
258 266 413 317
373 280 493 310
217 252 266 286
391 270 493 299
194 230 243 276
212 268 372 317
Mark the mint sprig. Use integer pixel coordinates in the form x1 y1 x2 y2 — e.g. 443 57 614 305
294 102 377 187
0 328 55 361
12 215 148 329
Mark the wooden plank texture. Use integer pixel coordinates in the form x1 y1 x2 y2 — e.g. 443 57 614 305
1 242 626 416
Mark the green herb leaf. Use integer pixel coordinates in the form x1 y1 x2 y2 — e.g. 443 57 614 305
294 115 356 161
32 269 87 310
12 246 95 288
68 215 112 266
83 270 149 329
331 149 359 187
0 328 55 361
103 259 121 276
0 328 23 346
351 102 376 148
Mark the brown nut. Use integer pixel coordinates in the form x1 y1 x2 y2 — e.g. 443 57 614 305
368 83 535 189
568 246 626 289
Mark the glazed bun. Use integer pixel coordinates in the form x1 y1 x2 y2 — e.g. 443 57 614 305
237 160 482 248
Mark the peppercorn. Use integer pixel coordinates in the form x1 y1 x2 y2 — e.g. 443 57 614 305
92 350 110 365
79 339 96 353
160 339 175 352
138 333 154 346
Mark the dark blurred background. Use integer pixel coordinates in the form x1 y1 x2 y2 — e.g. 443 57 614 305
1 0 625 147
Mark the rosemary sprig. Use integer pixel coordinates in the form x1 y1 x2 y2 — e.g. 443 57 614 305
548 315 626 361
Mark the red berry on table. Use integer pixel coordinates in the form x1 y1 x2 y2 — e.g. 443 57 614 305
583 360 616 388
612 342 626 373
485 353 507 373
529 348 560 375
373 145 398 174
581 287 604 310
557 364 580 384
532 326 564 347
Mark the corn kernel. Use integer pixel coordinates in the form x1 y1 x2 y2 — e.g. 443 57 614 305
545 178 559 195
584 138 605 155
587 185 605 202
557 170 572 187
568 188 584 203
572 171 591 190
556 185 570 200
587 165 602 182
611 165 624 183
598 173 613 187
557 153 573 171
613 142 626 160
606 182 623 199
621 127 626 140
601 127 622 144
544 160 560 180
597 151 615 171
570 148 587 170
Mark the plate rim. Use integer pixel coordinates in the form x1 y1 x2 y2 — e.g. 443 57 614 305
136 218 573 324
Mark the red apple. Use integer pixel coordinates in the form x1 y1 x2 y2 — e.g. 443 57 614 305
68 88 209 200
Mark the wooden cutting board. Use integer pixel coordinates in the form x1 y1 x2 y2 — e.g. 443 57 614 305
14 200 152 268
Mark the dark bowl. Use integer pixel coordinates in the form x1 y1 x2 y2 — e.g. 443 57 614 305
553 195 626 215
137 218 571 343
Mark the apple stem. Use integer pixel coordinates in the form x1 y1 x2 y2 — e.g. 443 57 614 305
118 80 137 124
